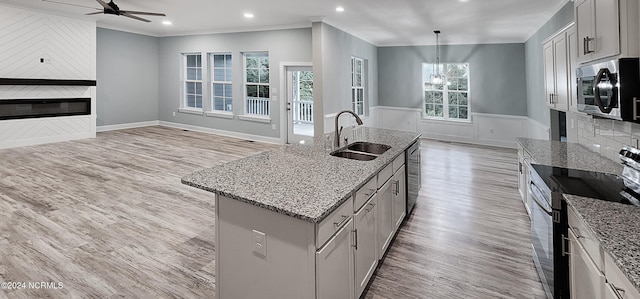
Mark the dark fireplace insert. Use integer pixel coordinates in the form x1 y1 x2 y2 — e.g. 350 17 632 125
0 98 91 120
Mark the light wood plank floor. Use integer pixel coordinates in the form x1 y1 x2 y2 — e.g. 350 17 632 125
364 140 546 299
0 127 545 298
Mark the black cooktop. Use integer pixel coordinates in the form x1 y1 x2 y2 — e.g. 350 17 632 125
530 164 640 206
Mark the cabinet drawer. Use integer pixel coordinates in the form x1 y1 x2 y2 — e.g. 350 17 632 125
393 152 405 173
378 163 393 189
354 178 376 212
604 252 640 299
568 206 604 272
316 197 353 247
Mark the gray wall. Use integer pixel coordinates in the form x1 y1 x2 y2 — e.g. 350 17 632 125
312 23 378 133
524 2 575 125
96 28 159 126
157 28 312 139
377 43 527 116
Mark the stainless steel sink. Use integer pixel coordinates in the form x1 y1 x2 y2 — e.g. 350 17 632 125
347 142 391 155
330 150 378 161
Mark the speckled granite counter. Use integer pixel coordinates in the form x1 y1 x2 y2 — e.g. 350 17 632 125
182 127 420 223
517 137 623 174
564 195 640 293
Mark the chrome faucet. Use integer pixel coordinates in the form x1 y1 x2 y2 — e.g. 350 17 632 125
334 110 364 148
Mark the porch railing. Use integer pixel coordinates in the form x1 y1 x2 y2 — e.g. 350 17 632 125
246 97 270 116
293 100 313 124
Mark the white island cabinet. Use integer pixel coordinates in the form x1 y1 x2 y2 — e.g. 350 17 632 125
182 127 421 299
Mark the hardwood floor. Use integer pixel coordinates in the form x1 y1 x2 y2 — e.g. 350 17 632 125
0 127 544 298
364 140 546 299
0 126 278 298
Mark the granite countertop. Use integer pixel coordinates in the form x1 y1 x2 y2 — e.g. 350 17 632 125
182 127 420 223
517 137 623 175
564 195 640 293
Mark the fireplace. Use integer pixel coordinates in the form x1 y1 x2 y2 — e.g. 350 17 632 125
0 98 91 120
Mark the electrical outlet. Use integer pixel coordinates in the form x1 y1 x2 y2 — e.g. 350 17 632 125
490 128 494 134
253 230 266 257
571 119 575 129
272 124 276 130
172 112 176 117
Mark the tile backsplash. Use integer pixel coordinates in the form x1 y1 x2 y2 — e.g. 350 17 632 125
568 111 640 162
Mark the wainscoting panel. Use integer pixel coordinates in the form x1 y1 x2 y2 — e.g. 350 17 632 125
0 115 94 149
372 106 529 148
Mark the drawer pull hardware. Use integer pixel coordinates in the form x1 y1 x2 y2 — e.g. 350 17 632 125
610 283 625 299
365 202 376 213
562 234 570 256
333 215 350 228
352 229 358 250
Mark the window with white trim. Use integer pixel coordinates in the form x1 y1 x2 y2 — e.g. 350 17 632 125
211 53 232 112
183 53 203 109
244 52 269 116
422 63 470 120
351 57 365 116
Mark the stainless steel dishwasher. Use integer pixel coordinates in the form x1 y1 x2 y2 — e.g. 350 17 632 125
406 140 421 214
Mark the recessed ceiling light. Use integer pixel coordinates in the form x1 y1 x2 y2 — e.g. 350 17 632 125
162 20 172 25
459 0 469 2
244 13 254 18
336 6 345 12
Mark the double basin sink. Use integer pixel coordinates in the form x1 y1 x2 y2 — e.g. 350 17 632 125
330 142 391 161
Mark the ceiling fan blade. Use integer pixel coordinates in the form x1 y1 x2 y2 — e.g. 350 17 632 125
121 12 151 22
41 0 101 10
120 10 166 17
85 11 103 15
95 0 112 10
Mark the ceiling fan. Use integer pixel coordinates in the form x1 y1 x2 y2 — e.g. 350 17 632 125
42 0 166 22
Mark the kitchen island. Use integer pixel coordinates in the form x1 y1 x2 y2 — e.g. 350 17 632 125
182 127 421 299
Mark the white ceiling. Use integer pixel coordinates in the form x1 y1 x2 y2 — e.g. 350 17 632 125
0 0 570 46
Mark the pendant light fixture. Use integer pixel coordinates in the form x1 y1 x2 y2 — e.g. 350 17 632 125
431 30 443 84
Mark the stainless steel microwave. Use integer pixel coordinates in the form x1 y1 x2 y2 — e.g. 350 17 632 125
577 58 640 121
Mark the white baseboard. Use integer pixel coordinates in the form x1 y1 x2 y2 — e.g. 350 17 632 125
159 121 282 144
97 120 160 132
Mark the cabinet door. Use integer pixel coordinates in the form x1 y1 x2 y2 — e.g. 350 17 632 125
316 218 354 299
377 179 393 260
593 0 620 59
569 228 605 299
392 167 406 229
553 33 569 111
354 195 377 298
576 0 593 63
543 41 556 109
567 26 579 113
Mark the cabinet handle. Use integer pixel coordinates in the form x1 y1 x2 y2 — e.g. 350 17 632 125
352 229 358 250
634 97 639 121
519 162 523 174
333 215 350 228
365 202 376 213
392 180 399 195
562 234 570 256
584 36 594 54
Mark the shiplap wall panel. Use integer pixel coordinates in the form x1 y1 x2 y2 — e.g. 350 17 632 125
0 116 93 149
0 5 93 80
0 4 96 149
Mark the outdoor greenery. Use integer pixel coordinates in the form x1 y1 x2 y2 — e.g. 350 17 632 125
423 63 469 120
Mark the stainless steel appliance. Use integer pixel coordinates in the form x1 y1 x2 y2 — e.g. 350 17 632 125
406 140 421 214
577 58 640 121
529 149 640 298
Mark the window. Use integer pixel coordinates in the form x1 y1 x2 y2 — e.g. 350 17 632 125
211 53 233 112
244 52 269 116
183 53 203 109
351 57 365 116
423 63 470 120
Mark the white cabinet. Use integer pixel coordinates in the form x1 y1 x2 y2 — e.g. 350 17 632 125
316 218 354 299
392 167 406 229
354 195 378 298
543 29 570 111
575 0 639 64
569 227 605 299
517 144 533 216
604 252 640 299
567 26 579 113
576 0 620 63
376 178 393 260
